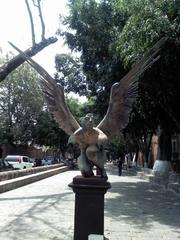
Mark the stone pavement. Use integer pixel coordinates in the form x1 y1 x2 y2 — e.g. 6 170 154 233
105 164 180 240
0 163 179 240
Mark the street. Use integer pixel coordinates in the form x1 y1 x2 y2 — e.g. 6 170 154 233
0 164 180 240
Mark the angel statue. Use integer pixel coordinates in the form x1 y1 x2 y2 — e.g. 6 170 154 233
68 113 109 177
9 38 167 178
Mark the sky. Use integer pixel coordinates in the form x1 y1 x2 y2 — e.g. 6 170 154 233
0 0 69 74
0 0 87 102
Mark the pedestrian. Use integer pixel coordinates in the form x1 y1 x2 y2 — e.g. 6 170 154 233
117 158 123 176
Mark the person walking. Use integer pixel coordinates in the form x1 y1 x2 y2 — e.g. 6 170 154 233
117 158 123 176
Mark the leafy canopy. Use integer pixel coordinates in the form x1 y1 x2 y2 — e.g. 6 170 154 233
0 59 44 145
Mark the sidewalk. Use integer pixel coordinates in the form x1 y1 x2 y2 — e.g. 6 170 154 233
105 164 180 240
0 163 179 240
133 165 180 196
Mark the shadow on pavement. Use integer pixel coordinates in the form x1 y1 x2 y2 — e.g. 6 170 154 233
0 191 74 240
105 166 180 232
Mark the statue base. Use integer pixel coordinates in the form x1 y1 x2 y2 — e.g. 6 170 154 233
69 176 111 240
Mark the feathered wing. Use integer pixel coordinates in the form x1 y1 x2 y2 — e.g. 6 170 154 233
9 42 80 135
97 37 168 138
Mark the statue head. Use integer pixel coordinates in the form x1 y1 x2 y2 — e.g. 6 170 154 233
80 113 94 130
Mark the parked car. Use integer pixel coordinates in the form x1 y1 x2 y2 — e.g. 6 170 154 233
0 158 15 172
42 156 54 166
41 159 48 166
4 155 34 170
35 158 42 167
60 158 68 165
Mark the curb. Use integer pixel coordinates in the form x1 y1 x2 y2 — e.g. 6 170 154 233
0 163 65 181
0 166 68 194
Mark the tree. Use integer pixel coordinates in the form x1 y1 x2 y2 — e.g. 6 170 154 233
66 97 85 119
54 53 87 95
0 59 44 145
59 0 180 165
113 0 180 163
32 96 91 156
58 0 127 118
113 0 180 65
32 110 69 157
139 40 180 163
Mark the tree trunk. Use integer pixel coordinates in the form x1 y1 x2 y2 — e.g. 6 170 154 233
158 128 172 161
144 133 153 167
153 128 172 177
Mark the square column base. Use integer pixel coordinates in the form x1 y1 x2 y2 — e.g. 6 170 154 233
69 176 111 240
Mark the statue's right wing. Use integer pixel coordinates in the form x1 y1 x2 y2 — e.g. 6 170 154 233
97 37 168 139
9 42 80 135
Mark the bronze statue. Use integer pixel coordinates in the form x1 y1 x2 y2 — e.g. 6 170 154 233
9 38 166 178
68 113 109 177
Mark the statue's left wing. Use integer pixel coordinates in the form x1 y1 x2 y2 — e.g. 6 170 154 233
9 42 80 135
97 37 168 138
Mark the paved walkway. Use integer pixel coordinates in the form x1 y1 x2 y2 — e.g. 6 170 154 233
105 164 180 240
0 164 179 240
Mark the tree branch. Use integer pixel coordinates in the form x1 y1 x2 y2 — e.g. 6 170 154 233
32 0 46 41
0 37 58 81
25 0 36 45
37 0 46 41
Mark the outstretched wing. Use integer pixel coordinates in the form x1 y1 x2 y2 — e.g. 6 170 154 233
9 42 80 135
97 37 168 138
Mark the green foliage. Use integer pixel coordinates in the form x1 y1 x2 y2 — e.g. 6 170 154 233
58 0 180 159
32 111 68 152
0 51 90 151
66 96 84 119
58 0 127 117
142 40 180 131
66 96 101 124
110 134 126 158
55 53 87 95
110 132 137 158
33 96 100 153
0 61 44 145
124 39 180 162
112 0 180 156
81 96 102 124
113 0 180 65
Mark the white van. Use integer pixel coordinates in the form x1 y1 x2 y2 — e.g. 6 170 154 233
4 155 34 170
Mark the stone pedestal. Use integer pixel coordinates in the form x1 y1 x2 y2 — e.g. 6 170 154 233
69 176 111 240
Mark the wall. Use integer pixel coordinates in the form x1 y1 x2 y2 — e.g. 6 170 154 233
1 144 56 160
